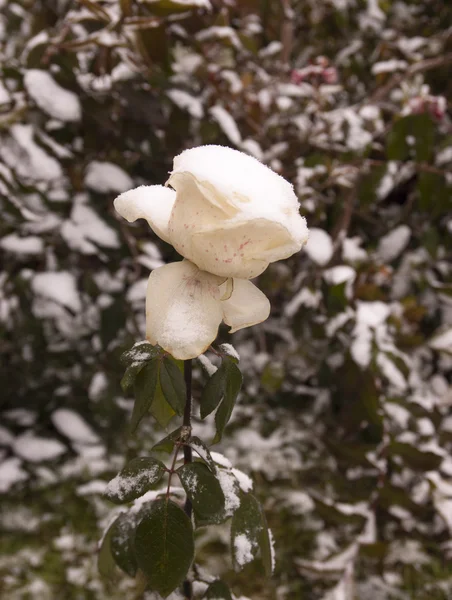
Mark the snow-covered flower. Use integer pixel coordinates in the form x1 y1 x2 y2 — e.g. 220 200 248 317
114 145 309 359
114 145 308 279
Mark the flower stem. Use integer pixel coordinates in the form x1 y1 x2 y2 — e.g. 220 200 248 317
182 359 193 599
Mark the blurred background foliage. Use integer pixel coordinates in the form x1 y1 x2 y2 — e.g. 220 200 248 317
1 0 452 598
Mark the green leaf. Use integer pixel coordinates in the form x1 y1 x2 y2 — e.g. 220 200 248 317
387 114 435 162
203 580 233 600
189 436 217 471
231 493 271 573
98 520 117 579
152 427 182 453
120 341 161 367
177 462 225 521
259 509 274 577
110 512 138 577
130 359 159 433
213 359 242 444
160 356 186 416
150 380 176 428
104 457 166 504
200 364 227 419
134 499 194 598
121 362 147 393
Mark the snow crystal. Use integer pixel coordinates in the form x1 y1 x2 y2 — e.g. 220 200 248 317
13 433 65 462
84 161 133 193
209 105 242 145
1 234 44 255
167 89 204 119
211 451 232 469
377 225 411 262
234 533 254 567
0 457 28 492
231 468 253 493
305 228 333 266
32 271 81 312
24 69 81 122
429 328 452 352
51 409 99 444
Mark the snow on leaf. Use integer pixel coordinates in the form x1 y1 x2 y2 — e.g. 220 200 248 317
24 69 81 122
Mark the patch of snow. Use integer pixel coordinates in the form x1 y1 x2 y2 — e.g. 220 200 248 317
372 60 408 75
429 328 452 352
216 468 240 516
323 265 356 286
167 89 204 119
377 353 407 390
0 234 44 255
198 354 218 376
234 533 254 568
284 288 322 317
377 225 411 262
51 409 99 444
0 458 28 492
88 372 108 401
211 451 232 469
209 105 242 145
305 228 333 266
13 433 65 462
231 468 253 493
32 271 82 312
77 479 107 496
2 124 62 181
24 69 81 122
84 161 133 193
219 343 240 362
342 237 367 262
126 278 148 303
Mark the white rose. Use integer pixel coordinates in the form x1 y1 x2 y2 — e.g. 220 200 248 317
114 145 308 279
114 145 309 359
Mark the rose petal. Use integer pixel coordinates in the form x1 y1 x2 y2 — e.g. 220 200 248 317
170 145 308 243
167 146 308 277
146 260 224 360
114 185 176 244
222 279 270 333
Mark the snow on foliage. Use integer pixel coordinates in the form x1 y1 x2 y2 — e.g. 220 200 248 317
1 0 452 597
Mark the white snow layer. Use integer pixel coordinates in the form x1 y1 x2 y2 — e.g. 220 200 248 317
1 234 44 255
377 225 411 262
209 105 242 145
305 228 333 266
0 457 28 492
429 328 452 352
24 69 81 122
13 433 65 462
167 89 204 119
51 409 99 444
84 161 133 193
32 272 82 312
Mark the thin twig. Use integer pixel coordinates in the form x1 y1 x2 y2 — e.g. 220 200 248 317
182 359 193 600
